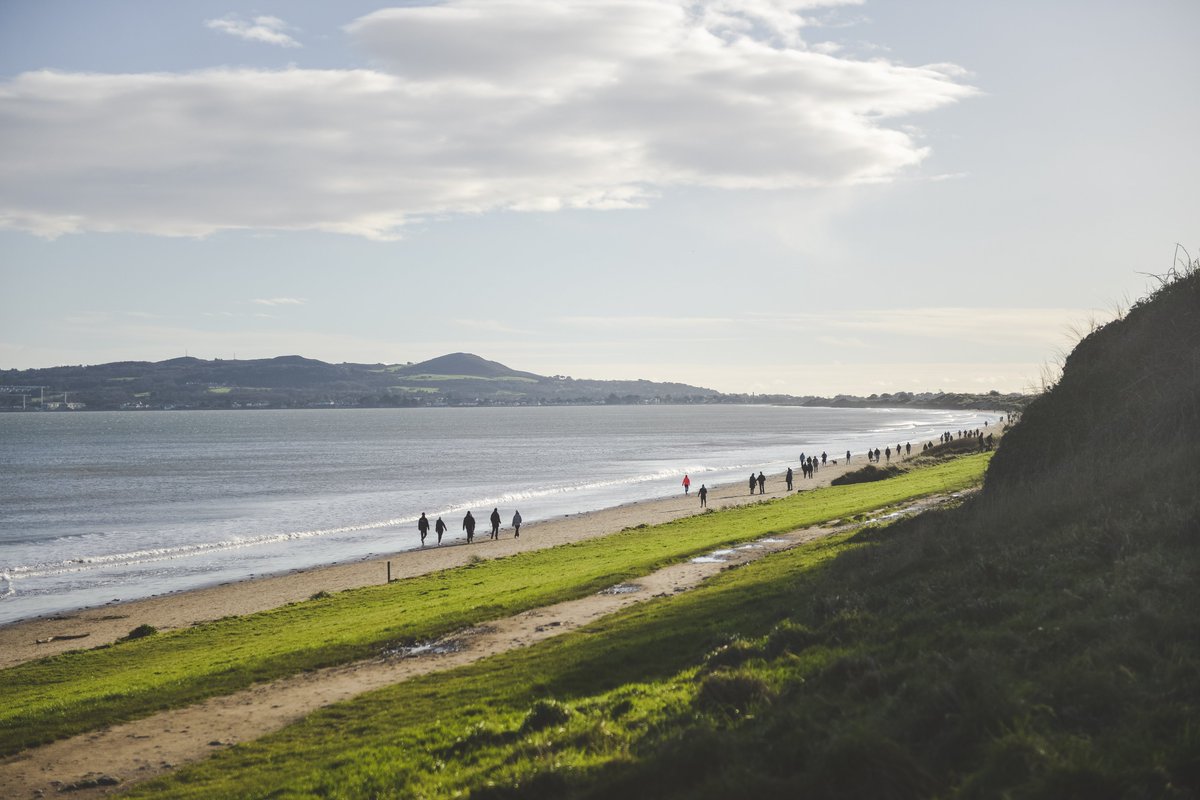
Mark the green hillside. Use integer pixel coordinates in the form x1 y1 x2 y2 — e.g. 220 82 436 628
121 266 1197 798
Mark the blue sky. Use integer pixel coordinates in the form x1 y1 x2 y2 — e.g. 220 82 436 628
1 0 1196 395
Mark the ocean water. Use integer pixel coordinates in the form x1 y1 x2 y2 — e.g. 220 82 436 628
0 405 995 624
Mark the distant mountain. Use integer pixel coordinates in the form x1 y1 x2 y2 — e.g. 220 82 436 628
0 353 1029 412
0 353 721 410
397 353 542 381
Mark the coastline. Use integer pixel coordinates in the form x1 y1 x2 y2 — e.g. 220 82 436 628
0 456 872 668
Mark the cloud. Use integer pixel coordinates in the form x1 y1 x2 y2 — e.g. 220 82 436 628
0 1 975 239
252 297 307 307
205 15 301 48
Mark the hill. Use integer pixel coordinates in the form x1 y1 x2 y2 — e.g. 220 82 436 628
396 352 542 381
0 353 720 409
0 353 1024 411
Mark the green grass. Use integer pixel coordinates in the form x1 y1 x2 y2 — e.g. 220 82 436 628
126 458 1199 799
0 455 989 756
124 530 867 799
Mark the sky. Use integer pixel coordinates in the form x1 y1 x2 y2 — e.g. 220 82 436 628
0 0 1196 396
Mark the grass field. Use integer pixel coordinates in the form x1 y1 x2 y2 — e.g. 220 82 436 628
125 528 868 799
126 446 1199 799
0 455 990 757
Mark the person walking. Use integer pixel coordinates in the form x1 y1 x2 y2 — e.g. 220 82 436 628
512 510 523 538
434 516 447 545
785 467 793 491
757 472 766 494
698 484 708 508
749 473 757 495
417 512 429 546
846 450 851 464
462 511 476 543
682 474 691 495
489 507 501 540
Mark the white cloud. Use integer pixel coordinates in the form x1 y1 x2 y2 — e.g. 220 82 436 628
252 297 307 306
0 1 974 239
205 14 301 48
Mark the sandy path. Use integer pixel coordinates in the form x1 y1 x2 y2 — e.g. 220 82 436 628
0 492 963 798
1 455 879 669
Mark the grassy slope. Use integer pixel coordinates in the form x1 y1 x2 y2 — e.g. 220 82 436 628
130 483 1198 800
129 273 1199 798
0 455 988 756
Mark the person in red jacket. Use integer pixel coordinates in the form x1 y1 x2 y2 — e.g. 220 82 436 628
682 474 691 494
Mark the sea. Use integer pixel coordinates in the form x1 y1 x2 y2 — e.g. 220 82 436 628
0 405 996 625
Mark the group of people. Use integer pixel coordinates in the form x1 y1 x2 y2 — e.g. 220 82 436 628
416 507 522 547
411 417 1008 550
683 419 1004 507
927 427 997 452
865 443 910 463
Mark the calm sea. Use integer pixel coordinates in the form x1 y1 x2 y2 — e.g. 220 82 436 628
0 405 993 624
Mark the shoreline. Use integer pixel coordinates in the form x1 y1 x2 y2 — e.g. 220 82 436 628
0 456 876 668
4 407 1014 670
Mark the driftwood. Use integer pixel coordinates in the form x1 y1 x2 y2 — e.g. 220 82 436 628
35 632 91 644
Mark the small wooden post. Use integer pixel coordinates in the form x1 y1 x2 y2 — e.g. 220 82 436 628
387 561 392 583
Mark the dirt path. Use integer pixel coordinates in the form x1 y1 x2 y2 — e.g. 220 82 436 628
0 492 964 798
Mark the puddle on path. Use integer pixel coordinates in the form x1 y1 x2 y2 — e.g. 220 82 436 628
383 626 491 659
599 583 643 595
691 548 736 564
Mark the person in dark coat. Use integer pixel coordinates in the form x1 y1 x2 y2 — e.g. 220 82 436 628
785 467 793 491
757 472 766 494
489 507 501 540
463 511 476 543
417 512 429 546
698 484 708 508
749 474 756 495
512 510 522 538
435 516 447 545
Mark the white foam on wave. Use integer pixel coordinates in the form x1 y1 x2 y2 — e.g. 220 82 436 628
438 464 749 517
1 466 748 581
1 515 415 580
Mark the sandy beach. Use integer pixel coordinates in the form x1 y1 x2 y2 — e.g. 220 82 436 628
0 455 876 669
